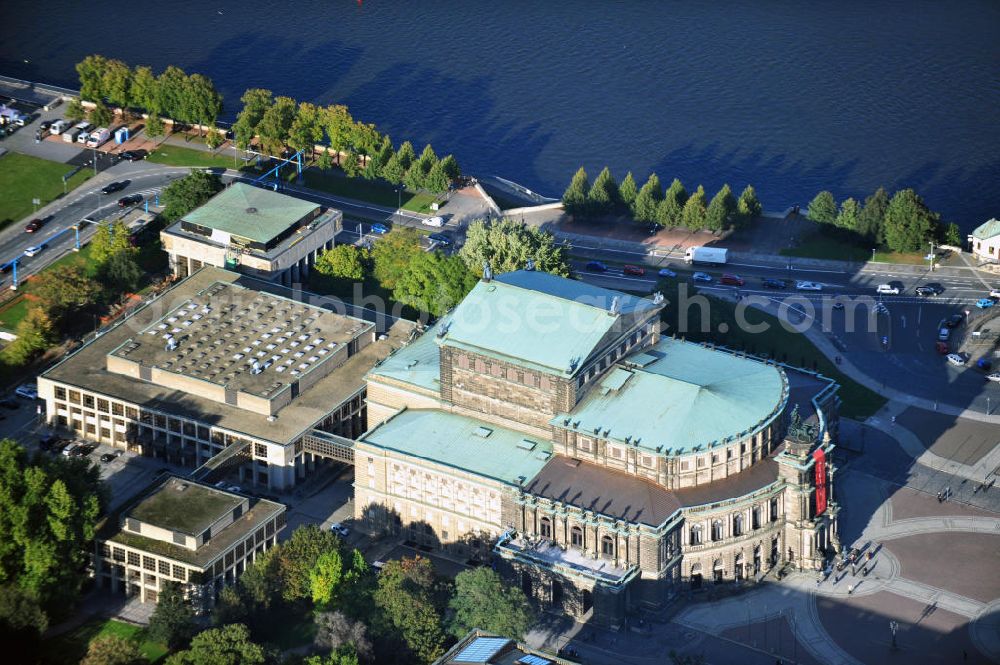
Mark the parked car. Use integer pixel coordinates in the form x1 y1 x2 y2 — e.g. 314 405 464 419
976 358 993 372
23 245 44 258
421 216 445 227
720 273 745 286
14 384 37 399
657 267 677 278
585 261 608 272
62 443 81 457
38 120 52 131
876 284 900 295
24 218 45 233
227 485 243 493
762 278 787 289
946 314 964 328
119 149 147 161
428 232 451 246
987 372 1000 383
692 272 713 283
369 223 389 235
975 298 995 309
946 353 966 367
100 452 117 463
330 522 350 538
101 181 127 195
118 194 143 207
623 264 645 276
935 341 949 355
938 327 951 341
795 281 823 291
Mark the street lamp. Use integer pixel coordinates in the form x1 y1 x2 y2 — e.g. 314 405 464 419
871 248 876 263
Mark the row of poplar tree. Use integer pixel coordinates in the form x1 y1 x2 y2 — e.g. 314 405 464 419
562 166 762 232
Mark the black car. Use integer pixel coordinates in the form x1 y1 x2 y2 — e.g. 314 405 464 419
39 434 61 450
50 441 69 455
0 263 11 275
762 278 787 289
428 233 451 246
101 181 127 195
0 398 18 410
120 149 148 162
945 314 964 328
118 194 143 207
39 120 52 131
916 284 942 297
99 453 116 463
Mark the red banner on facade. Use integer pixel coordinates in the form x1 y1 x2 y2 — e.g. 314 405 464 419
814 448 827 516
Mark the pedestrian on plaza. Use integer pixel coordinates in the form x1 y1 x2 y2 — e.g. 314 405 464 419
848 584 854 594
867 550 873 562
891 415 896 424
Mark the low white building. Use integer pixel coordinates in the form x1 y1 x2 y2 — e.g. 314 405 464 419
969 218 1000 263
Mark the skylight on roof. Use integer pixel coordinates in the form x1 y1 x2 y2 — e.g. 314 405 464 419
473 426 493 438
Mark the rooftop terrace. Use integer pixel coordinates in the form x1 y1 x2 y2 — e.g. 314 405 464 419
128 477 242 535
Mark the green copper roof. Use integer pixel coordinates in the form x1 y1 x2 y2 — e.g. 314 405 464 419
361 409 553 486
553 338 788 454
368 320 442 393
438 270 660 375
183 182 319 244
972 218 1000 240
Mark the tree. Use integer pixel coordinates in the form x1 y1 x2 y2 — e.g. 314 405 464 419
633 173 663 224
304 645 360 665
289 102 324 156
31 265 101 324
364 136 393 180
81 635 143 665
439 154 461 181
145 114 165 139
314 611 373 661
256 96 297 156
393 252 477 316
704 184 736 232
807 191 838 225
161 170 223 222
316 149 335 172
88 101 113 128
76 54 109 102
315 245 367 282
425 160 450 194
835 197 861 233
405 144 439 191
618 171 638 214
148 582 196 649
204 123 224 149
342 151 362 178
65 98 87 123
322 105 355 165
165 624 265 665
882 188 939 253
156 66 189 124
372 227 423 289
943 222 962 247
90 220 136 266
233 89 273 150
459 218 571 277
3 307 56 365
101 59 132 114
310 550 345 610
131 65 159 113
656 178 687 228
0 584 48 653
561 167 590 217
184 74 222 136
735 184 762 226
276 525 342 603
587 167 618 216
857 187 890 243
680 185 707 230
373 557 446 665
448 568 533 640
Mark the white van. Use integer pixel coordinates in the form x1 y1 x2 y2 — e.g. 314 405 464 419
86 127 110 148
76 130 91 144
422 216 445 227
49 120 68 135
876 284 900 295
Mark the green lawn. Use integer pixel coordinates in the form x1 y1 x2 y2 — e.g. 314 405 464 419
779 228 930 266
145 144 236 169
301 169 438 212
43 618 168 664
0 152 93 229
658 279 887 419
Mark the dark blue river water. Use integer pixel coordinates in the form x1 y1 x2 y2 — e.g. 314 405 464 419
2 0 998 228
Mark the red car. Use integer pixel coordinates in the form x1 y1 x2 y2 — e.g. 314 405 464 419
720 273 745 286
24 218 44 233
623 264 645 276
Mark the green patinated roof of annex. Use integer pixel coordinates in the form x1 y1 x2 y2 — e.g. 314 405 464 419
972 218 1000 240
368 319 443 394
361 409 553 486
553 337 788 455
438 270 660 376
183 182 320 244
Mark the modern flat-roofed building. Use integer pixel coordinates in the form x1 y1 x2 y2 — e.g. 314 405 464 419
356 269 840 628
434 630 572 665
38 266 416 489
161 182 341 285
94 475 285 607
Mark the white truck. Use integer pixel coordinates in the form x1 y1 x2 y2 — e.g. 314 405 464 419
684 246 728 265
86 127 110 148
62 127 82 143
49 120 68 135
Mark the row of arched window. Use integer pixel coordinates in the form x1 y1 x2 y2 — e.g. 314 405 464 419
688 498 779 545
539 517 616 556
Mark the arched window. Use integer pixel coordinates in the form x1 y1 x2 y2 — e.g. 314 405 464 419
690 524 702 545
539 517 552 539
570 526 584 547
752 506 761 530
711 520 723 542
601 535 615 557
733 514 744 537
770 497 779 522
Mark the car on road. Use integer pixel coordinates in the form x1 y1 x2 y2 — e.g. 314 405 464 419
227 485 243 493
946 353 966 367
330 522 350 538
990 289 1000 299
118 194 143 207
975 298 995 309
720 273 745 286
945 314 964 328
585 261 608 272
214 481 227 489
369 223 389 235
623 264 645 276
795 281 823 291
692 272 713 283
15 384 37 399
938 326 951 341
987 372 1000 383
657 267 677 278
119 149 148 162
23 245 44 258
421 216 445 227
428 232 451 246
762 278 787 289
876 284 900 295
101 181 127 195
24 218 45 233
915 285 940 297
